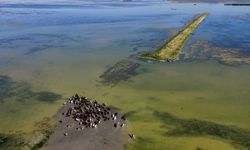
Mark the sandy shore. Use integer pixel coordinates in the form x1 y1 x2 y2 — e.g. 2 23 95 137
42 98 129 150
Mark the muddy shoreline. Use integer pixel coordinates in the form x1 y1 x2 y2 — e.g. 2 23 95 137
42 95 130 150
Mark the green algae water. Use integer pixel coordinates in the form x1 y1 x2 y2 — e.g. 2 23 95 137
1 1 250 149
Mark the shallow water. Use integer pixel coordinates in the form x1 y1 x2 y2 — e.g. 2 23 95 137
0 1 250 149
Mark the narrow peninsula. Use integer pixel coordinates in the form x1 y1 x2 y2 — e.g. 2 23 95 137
138 13 208 61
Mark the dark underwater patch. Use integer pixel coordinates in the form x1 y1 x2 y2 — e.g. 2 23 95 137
183 40 250 65
124 110 137 118
99 60 140 86
0 117 54 150
0 133 26 150
24 45 61 55
31 117 54 150
126 136 154 150
137 137 153 145
0 36 32 47
0 75 62 103
234 13 250 22
0 76 15 101
35 91 62 103
154 111 250 149
148 96 161 101
239 48 250 56
0 33 77 55
126 33 169 53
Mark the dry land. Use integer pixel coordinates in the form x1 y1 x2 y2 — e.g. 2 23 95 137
138 13 208 61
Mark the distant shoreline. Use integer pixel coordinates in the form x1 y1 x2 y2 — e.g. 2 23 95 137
224 3 250 6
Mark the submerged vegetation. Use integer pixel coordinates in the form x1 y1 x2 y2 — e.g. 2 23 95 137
36 91 62 103
99 60 140 85
0 117 54 150
0 75 60 149
0 133 26 150
0 75 62 103
154 111 250 149
0 33 78 55
30 117 54 150
0 76 15 102
138 13 208 61
184 40 250 65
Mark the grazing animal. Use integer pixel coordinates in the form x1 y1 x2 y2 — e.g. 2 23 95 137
62 94 128 133
121 115 126 121
129 134 135 140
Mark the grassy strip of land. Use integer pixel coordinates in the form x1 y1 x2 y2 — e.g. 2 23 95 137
138 13 208 61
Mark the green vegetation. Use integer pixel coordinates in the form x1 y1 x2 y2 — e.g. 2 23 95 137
30 117 54 150
31 135 50 150
185 40 250 65
130 137 154 150
0 75 62 103
99 60 140 85
103 61 250 150
154 111 250 149
124 110 137 118
138 13 208 61
0 117 54 150
36 91 62 103
0 76 16 102
0 76 58 149
0 133 26 150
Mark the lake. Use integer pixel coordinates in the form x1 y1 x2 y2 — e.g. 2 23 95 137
0 0 250 149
